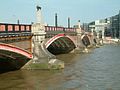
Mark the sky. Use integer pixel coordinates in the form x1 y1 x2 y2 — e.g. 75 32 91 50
0 0 120 27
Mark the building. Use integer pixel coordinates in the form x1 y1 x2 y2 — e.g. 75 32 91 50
88 19 110 39
88 10 120 39
81 23 89 32
109 11 120 38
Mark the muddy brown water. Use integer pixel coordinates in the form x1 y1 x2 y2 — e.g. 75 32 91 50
0 44 120 90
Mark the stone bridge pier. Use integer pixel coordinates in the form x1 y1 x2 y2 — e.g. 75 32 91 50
25 5 64 69
31 5 54 63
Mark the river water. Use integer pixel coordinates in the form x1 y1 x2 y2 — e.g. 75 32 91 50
0 44 120 90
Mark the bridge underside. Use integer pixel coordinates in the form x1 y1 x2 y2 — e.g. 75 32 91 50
0 50 30 71
47 37 76 55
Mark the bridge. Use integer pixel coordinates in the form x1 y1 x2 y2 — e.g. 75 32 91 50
0 43 32 71
45 33 76 55
0 5 97 71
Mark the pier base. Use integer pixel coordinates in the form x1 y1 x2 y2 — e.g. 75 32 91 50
22 42 64 70
22 58 64 70
82 48 89 53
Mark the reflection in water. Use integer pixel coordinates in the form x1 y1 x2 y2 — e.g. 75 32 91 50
0 45 120 90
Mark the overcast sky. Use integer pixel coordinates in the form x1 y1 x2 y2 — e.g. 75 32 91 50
0 0 120 26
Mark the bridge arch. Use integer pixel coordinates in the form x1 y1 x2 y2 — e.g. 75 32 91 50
45 34 76 55
0 43 32 70
81 34 91 47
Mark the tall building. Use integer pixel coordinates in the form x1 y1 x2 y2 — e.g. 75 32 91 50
110 16 117 38
110 11 120 38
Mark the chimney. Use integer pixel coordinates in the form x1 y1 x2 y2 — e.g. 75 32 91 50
17 19 20 24
68 17 70 28
55 13 58 27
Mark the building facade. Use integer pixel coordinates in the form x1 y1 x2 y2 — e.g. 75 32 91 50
88 10 120 39
109 11 120 38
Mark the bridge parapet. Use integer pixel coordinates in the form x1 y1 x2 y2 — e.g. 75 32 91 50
0 43 32 58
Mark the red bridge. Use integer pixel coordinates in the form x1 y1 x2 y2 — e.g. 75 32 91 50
0 43 32 71
0 23 93 71
45 33 76 55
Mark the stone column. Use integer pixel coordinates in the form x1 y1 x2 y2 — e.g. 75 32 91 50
102 29 105 39
76 20 82 49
